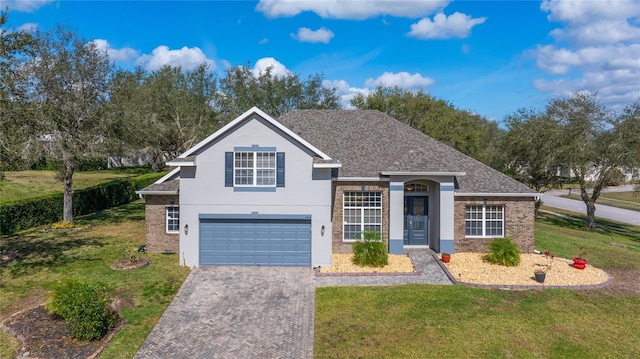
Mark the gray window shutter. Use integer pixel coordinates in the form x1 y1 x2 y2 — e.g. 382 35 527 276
225 152 233 187
276 152 285 187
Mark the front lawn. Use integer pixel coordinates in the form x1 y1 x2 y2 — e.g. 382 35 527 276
0 201 190 358
0 169 153 204
315 214 640 358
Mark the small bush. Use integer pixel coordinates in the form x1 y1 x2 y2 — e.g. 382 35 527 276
482 237 521 267
46 280 117 340
352 230 388 267
50 221 75 229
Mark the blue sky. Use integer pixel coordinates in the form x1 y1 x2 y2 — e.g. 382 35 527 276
3 0 640 122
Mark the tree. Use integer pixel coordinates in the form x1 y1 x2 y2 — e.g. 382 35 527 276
214 65 341 122
351 86 502 165
108 64 219 171
546 93 638 229
18 25 113 222
0 9 35 174
498 108 562 192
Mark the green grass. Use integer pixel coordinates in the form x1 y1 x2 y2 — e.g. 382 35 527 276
315 214 640 358
561 192 640 212
0 169 151 204
0 201 190 358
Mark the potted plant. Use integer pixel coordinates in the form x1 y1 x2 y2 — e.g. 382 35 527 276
572 247 588 270
441 252 451 263
534 266 547 283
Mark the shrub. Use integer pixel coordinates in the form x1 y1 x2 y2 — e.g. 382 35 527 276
46 280 117 341
352 230 388 267
482 237 521 267
0 171 164 234
50 221 75 229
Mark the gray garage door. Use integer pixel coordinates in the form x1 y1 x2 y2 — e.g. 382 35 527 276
199 217 311 266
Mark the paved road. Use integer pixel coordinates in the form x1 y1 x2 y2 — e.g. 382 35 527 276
542 190 640 226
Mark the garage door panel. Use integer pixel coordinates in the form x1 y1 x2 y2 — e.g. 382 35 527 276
199 218 311 266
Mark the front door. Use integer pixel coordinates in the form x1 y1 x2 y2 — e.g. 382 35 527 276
404 196 428 245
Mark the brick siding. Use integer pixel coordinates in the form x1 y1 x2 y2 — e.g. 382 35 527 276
331 182 390 254
454 197 535 253
144 195 180 253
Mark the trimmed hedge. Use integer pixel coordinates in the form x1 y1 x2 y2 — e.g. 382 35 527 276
0 172 164 234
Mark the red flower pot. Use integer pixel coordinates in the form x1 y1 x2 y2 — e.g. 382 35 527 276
441 253 451 263
573 258 588 270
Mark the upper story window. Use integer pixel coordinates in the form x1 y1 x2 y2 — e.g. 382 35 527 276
166 206 179 233
225 148 284 190
465 204 504 237
234 151 276 186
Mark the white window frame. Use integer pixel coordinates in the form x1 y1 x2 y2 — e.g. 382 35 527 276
166 206 179 234
234 151 276 187
465 204 504 238
342 191 382 241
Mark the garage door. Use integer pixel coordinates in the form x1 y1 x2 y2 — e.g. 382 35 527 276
199 217 311 266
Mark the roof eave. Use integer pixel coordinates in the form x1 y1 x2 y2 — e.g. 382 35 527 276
455 192 539 197
380 171 467 176
313 163 342 169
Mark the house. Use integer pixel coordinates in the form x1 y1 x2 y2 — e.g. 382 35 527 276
136 107 537 267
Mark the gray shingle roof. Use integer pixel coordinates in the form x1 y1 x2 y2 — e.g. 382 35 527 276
277 109 534 194
137 179 179 194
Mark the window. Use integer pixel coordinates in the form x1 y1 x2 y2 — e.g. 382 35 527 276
226 150 284 188
343 191 382 241
166 206 179 233
465 205 504 237
234 151 276 186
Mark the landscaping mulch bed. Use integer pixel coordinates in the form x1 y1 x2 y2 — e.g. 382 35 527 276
2 305 124 359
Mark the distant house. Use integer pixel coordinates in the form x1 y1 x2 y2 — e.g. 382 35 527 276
136 107 537 267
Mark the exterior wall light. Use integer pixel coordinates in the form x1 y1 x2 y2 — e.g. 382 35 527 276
184 224 189 235
321 225 325 236
483 198 488 206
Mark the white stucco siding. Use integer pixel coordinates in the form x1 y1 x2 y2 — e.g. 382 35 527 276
178 116 333 267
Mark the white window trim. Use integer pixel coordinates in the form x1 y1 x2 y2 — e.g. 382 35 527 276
234 151 276 187
465 204 504 238
166 206 179 234
342 191 383 242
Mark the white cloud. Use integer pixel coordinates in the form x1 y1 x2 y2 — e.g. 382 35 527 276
258 38 269 45
91 39 139 63
17 22 38 32
408 12 486 39
0 0 53 12
323 79 370 109
252 57 291 77
256 0 449 20
291 27 335 44
541 0 640 46
136 46 215 71
364 72 435 89
533 0 640 111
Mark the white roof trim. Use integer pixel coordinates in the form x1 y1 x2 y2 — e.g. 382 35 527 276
380 171 467 176
313 163 342 169
166 159 195 167
455 192 539 197
135 190 179 195
335 177 389 181
177 106 332 161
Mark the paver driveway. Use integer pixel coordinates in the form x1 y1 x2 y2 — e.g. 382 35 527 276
134 266 315 359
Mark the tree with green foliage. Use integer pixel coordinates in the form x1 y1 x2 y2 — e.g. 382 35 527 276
14 25 114 223
548 93 640 229
498 108 563 192
108 64 219 170
351 86 502 165
0 10 35 174
214 65 341 122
